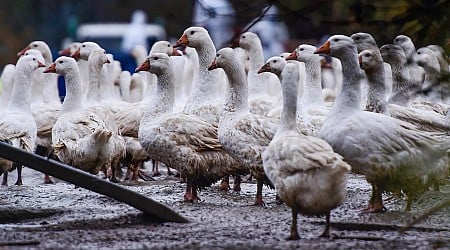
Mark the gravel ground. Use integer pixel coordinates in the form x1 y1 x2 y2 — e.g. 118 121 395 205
0 164 449 249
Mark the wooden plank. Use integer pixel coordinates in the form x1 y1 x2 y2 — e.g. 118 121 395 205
0 141 188 223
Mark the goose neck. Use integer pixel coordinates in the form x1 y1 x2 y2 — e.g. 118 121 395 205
278 66 298 134
61 67 83 113
301 58 324 108
7 65 34 113
86 62 103 104
143 68 175 120
222 60 249 114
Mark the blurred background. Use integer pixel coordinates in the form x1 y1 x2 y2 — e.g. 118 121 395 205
0 0 448 69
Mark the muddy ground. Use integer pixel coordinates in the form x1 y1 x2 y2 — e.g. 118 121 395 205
0 164 449 249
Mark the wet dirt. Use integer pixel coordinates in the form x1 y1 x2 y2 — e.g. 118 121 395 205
0 164 449 249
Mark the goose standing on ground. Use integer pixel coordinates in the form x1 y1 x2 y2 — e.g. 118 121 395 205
18 41 61 105
0 55 45 185
315 35 449 212
209 48 278 205
0 64 15 112
359 49 449 132
137 53 245 202
260 60 350 239
23 49 60 184
174 26 227 125
45 56 119 178
230 32 281 116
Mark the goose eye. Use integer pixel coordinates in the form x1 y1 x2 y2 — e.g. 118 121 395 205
59 60 63 64
364 53 371 57
167 44 170 47
242 35 246 39
32 58 36 61
154 56 158 60
333 39 340 42
417 52 421 55
190 31 195 35
33 44 38 47
354 36 360 40
273 60 277 63
299 48 304 51
82 45 86 47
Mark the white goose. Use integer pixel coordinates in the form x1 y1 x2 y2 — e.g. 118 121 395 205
414 46 446 103
260 60 350 239
0 64 15 112
59 42 89 98
137 53 244 202
209 48 278 205
175 26 227 125
0 55 45 185
18 41 61 105
393 35 425 89
316 35 449 212
359 49 449 132
230 32 281 116
118 70 132 102
45 56 122 179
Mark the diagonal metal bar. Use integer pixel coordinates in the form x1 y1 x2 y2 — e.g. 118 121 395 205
0 141 188 223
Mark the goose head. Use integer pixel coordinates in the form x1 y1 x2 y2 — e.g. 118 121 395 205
315 35 357 58
207 47 236 71
16 54 46 72
351 32 378 52
358 49 381 71
230 32 260 51
287 44 318 63
71 42 102 60
17 41 52 63
393 35 415 58
257 56 287 76
43 56 78 75
380 44 407 65
135 53 172 75
59 42 81 56
88 49 110 68
150 41 182 56
23 49 46 65
175 26 211 49
414 47 440 70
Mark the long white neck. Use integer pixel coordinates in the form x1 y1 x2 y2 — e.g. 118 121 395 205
300 56 324 110
330 50 363 114
142 67 175 121
186 40 219 105
30 68 45 104
61 66 83 113
78 59 89 101
86 61 103 104
7 65 34 113
99 65 117 102
222 57 249 115
278 64 299 134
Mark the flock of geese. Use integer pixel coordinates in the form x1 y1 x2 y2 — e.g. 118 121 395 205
0 26 449 240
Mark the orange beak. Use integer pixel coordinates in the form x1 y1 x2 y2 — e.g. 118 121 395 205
71 48 81 60
135 59 150 72
43 62 56 73
174 34 189 48
208 59 218 71
285 50 297 60
258 62 271 74
229 38 239 48
17 45 31 57
314 41 330 54
172 48 182 56
59 47 71 56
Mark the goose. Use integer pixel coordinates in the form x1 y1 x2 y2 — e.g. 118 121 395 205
393 35 425 88
23 49 60 184
180 46 198 107
230 32 282 116
280 52 305 100
118 70 132 102
0 55 45 185
0 64 15 112
285 44 332 136
351 32 393 103
359 49 449 132
260 59 350 239
319 55 343 103
18 41 61 105
174 26 227 125
44 56 123 179
380 44 420 106
315 35 449 212
130 44 150 102
209 48 278 205
414 47 447 103
137 53 245 202
129 73 145 103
